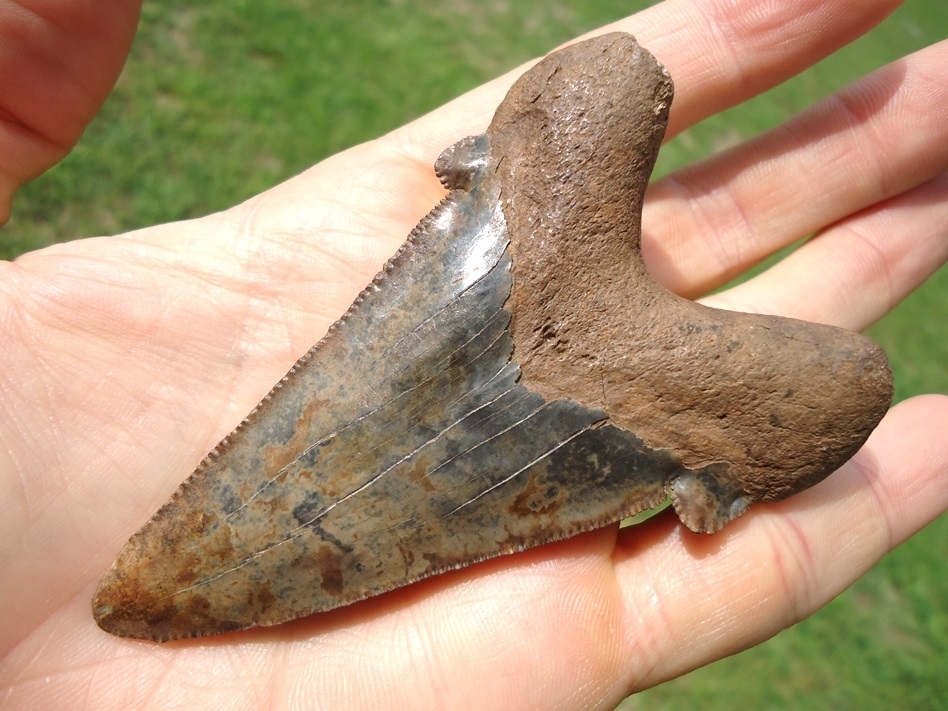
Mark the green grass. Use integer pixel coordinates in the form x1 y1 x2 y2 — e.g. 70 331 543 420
4 1 945 709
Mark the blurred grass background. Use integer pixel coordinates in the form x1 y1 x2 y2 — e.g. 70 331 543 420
3 1 945 708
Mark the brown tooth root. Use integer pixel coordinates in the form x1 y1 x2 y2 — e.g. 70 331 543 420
492 34 892 529
92 33 893 642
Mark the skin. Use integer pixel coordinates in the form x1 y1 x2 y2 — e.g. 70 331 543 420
0 0 946 708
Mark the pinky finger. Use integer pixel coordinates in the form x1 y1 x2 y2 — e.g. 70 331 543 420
613 394 948 691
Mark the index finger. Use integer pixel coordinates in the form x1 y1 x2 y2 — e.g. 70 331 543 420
388 0 902 163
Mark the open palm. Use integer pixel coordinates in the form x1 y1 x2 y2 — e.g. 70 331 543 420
2 0 946 709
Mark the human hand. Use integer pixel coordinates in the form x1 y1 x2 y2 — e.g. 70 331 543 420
0 0 140 225
1 0 946 709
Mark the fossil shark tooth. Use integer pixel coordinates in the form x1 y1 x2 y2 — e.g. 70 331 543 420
92 33 893 642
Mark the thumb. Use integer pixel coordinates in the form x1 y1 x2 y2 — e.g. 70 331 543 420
0 0 141 225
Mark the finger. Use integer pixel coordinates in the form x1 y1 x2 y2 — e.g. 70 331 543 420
611 394 948 691
0 0 141 224
705 172 948 330
388 0 901 165
601 0 902 137
643 39 948 297
217 0 908 307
